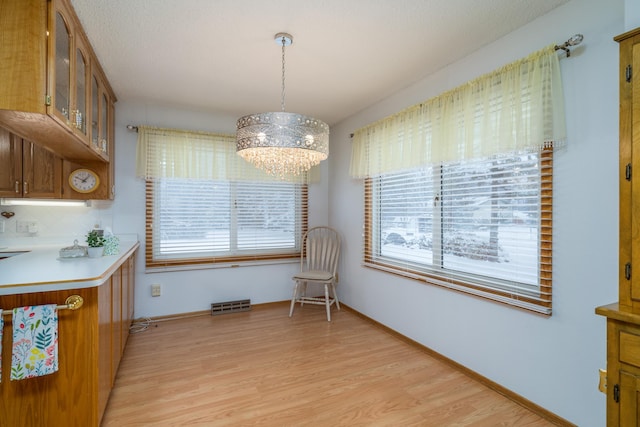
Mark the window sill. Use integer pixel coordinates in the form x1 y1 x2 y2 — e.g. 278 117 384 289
145 257 297 274
363 262 551 316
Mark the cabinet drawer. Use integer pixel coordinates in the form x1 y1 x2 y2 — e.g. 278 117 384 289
620 331 640 367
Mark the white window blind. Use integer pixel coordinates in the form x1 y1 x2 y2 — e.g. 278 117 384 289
365 150 553 314
147 179 307 267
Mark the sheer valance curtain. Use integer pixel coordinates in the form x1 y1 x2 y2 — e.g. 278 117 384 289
135 126 314 184
350 44 566 178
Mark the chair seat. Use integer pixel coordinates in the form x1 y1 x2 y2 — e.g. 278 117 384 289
292 270 334 281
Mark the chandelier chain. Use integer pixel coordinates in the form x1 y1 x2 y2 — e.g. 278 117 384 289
281 36 286 112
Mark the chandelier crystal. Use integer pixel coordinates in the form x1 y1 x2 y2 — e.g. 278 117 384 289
236 33 329 177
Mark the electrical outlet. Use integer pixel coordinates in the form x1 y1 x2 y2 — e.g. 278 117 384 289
16 220 37 233
151 284 161 297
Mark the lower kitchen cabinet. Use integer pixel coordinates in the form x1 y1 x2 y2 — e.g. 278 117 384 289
619 370 640 425
0 248 137 427
596 304 640 427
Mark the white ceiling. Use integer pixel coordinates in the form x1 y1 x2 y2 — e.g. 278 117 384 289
70 0 569 126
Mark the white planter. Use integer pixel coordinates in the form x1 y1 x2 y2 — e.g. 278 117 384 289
87 246 104 258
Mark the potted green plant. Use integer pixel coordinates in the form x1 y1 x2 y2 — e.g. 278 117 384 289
86 229 105 258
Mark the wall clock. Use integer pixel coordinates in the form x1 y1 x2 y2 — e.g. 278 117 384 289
68 168 100 194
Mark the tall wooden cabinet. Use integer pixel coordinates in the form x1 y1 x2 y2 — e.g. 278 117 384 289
596 27 640 427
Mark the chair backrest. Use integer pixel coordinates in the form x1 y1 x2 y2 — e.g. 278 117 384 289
301 226 340 275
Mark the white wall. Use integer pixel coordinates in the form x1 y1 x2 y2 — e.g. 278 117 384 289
328 0 622 425
626 0 640 30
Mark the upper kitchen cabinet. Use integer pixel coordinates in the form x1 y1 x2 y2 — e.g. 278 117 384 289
0 0 116 163
0 127 63 199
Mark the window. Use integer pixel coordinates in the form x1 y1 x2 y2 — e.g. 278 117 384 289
364 150 553 314
146 178 307 268
353 46 565 314
136 125 309 269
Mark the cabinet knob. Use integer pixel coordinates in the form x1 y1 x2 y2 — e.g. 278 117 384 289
14 181 19 194
23 182 28 194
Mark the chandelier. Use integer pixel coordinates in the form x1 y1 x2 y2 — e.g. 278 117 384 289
236 33 329 177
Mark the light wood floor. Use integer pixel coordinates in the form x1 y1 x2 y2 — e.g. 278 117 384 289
102 303 560 426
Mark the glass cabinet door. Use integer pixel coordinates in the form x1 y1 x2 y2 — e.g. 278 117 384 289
90 71 111 158
91 75 100 151
101 92 108 155
51 1 92 145
54 11 71 122
74 45 88 136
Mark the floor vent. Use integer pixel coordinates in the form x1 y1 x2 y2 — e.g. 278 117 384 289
211 299 251 316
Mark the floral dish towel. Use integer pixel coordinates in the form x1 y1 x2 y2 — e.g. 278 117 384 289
0 312 3 382
11 305 58 381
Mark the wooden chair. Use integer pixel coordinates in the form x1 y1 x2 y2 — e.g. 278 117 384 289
289 226 341 321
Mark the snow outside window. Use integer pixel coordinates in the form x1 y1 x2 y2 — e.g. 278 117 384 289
145 178 307 268
364 150 553 315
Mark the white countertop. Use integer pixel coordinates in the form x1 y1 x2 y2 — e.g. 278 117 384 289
0 238 139 295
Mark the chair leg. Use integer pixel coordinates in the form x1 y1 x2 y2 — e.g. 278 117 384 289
289 281 299 317
324 284 331 321
331 283 340 310
299 282 307 307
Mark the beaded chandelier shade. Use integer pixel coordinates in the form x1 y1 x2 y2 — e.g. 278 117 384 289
236 33 329 177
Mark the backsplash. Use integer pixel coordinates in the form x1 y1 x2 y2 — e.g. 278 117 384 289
0 201 113 245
